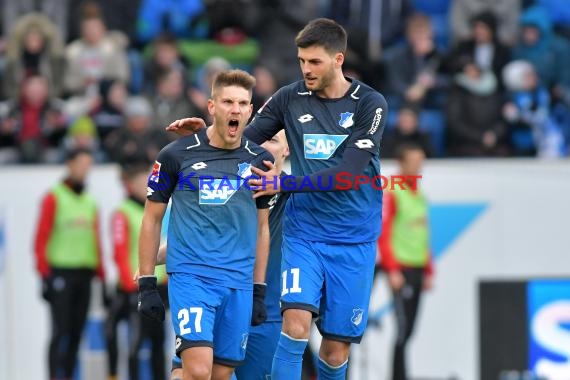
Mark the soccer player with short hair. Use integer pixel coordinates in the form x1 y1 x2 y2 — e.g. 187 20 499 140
137 69 274 380
168 18 388 380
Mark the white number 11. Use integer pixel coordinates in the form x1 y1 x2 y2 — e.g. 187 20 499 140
281 268 302 296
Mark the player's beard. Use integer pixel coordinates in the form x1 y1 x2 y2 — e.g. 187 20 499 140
308 64 336 93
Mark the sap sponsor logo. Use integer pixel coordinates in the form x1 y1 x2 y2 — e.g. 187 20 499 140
367 107 383 135
528 281 570 380
298 114 314 123
199 178 240 205
304 134 348 160
339 112 354 128
351 308 364 326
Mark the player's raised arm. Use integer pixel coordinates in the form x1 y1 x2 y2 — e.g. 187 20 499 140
166 117 207 136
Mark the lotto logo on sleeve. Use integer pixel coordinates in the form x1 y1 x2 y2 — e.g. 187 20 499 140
199 178 240 205
304 134 348 160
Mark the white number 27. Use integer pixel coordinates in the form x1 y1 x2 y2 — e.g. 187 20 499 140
178 307 203 335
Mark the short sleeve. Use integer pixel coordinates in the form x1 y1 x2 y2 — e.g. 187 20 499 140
147 148 180 203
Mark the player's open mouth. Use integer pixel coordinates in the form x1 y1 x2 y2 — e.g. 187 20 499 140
228 119 239 137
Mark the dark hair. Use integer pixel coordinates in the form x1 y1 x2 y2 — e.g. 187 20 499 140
65 147 93 162
295 18 347 54
211 69 256 97
395 142 425 161
154 33 177 47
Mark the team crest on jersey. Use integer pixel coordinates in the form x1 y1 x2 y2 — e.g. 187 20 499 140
351 308 364 326
199 178 240 205
237 162 252 178
149 161 161 183
339 112 354 128
304 134 348 160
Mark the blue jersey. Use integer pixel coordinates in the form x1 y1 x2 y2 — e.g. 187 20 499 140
245 78 387 243
147 128 274 289
265 182 289 322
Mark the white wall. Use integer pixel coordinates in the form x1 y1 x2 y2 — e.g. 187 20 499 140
1 160 569 380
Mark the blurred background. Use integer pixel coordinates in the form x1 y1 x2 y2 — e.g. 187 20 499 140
0 0 569 379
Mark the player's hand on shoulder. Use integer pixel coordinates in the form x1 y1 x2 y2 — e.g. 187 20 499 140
137 276 165 322
250 160 280 198
166 117 206 136
251 283 268 326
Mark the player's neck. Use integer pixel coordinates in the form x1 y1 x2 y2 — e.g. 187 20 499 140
316 75 352 99
206 125 241 150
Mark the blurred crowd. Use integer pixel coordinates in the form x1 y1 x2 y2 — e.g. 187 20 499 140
1 0 570 165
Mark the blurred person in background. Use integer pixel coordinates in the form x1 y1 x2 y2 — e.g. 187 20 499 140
1 75 67 163
143 33 191 95
106 163 168 380
188 56 232 122
251 64 278 115
378 143 434 380
384 13 449 111
446 56 509 156
382 104 433 158
447 10 511 90
149 69 204 133
91 79 128 145
63 6 129 98
2 0 72 42
104 96 170 166
3 12 65 101
61 115 104 163
34 147 106 380
502 60 567 158
449 0 521 46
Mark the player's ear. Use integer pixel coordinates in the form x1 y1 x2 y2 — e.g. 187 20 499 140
207 98 215 116
335 52 344 67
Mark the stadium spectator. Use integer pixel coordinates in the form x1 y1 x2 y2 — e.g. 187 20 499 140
384 13 449 111
143 33 191 95
63 8 129 97
149 69 204 133
383 104 434 158
3 13 65 101
502 60 567 157
91 79 128 144
446 57 509 156
447 10 511 90
449 0 521 46
1 75 67 163
104 96 170 166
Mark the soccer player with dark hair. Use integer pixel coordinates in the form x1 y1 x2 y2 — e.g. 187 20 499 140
34 147 106 380
168 18 388 380
137 69 274 380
